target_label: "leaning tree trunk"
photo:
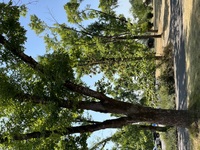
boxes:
[15,92,198,128]
[0,108,197,143]
[104,34,162,40]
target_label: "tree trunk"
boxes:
[0,109,197,143]
[139,125,170,132]
[17,93,198,128]
[112,34,162,40]
[148,29,158,33]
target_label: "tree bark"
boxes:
[16,93,197,128]
[0,109,197,143]
[59,24,162,41]
[138,125,171,132]
[114,34,162,39]
[148,29,158,33]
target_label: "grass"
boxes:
[157,85,175,109]
[161,128,177,150]
[184,0,200,148]
[189,122,200,150]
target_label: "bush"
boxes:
[147,21,153,29]
[146,12,153,19]
[161,128,178,150]
[159,43,175,95]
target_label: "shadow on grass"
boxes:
[163,0,169,32]
[186,0,200,111]
[154,0,162,28]
[185,0,200,149]
[186,0,200,114]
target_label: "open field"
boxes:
[183,0,200,149]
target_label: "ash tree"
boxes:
[0,1,198,149]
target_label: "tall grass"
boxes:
[161,128,177,150]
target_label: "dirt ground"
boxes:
[153,0,170,78]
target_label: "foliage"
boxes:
[28,0,158,104]
[0,1,26,66]
[0,1,179,149]
[112,125,153,150]
[158,43,175,95]
[0,2,88,149]
[189,122,200,150]
[129,0,154,32]
[129,0,153,20]
[161,128,177,150]
[63,0,158,104]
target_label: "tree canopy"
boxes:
[0,1,198,149]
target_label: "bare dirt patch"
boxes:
[154,0,171,77]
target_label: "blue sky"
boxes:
[1,0,132,149]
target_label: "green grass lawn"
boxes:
[184,0,200,149]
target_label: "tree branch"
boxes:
[90,136,113,150]
[138,125,171,132]
[0,117,134,143]
[0,34,114,103]
[14,93,142,116]
[0,35,144,112]
[0,35,43,73]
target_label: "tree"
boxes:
[129,0,157,33]
[0,1,198,149]
[64,1,161,38]
[112,125,154,150]
[90,124,158,150]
